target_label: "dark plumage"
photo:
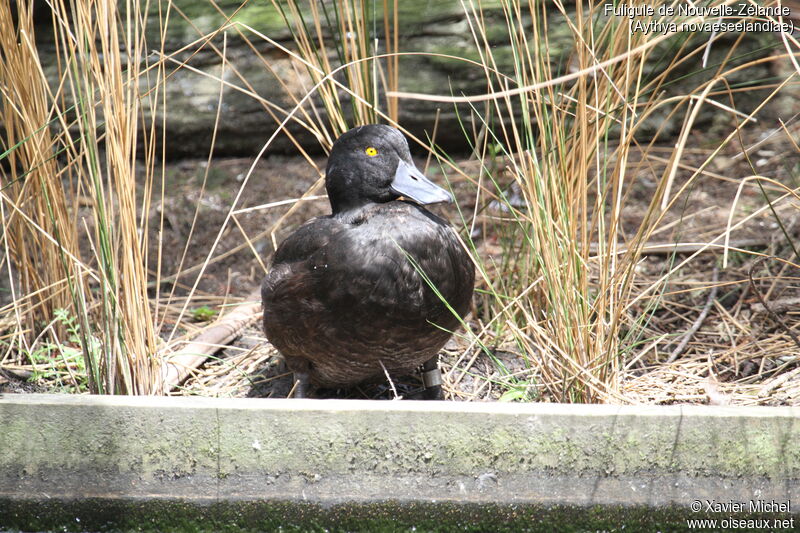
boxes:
[261,124,474,398]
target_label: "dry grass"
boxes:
[0,0,163,393]
[391,0,800,404]
[2,0,800,405]
[0,2,80,350]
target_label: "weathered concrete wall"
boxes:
[0,395,798,530]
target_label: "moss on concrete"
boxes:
[1,396,799,532]
[0,498,763,533]
[3,398,800,482]
[213,405,800,479]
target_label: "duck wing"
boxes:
[261,215,344,319]
[319,203,472,321]
[264,203,472,329]
[269,216,344,265]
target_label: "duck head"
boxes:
[325,124,453,214]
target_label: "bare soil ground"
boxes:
[3,130,800,404]
[154,130,800,405]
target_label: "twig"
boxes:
[286,378,299,399]
[0,367,32,381]
[667,265,720,363]
[750,296,800,315]
[758,366,800,397]
[379,360,401,400]
[588,238,768,256]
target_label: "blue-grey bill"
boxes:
[391,160,453,204]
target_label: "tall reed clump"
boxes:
[450,0,756,402]
[0,2,81,346]
[0,0,161,393]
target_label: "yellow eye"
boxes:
[365,146,378,157]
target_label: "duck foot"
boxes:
[420,356,443,400]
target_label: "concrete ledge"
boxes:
[1,394,798,531]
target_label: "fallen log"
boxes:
[157,289,262,393]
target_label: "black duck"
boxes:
[262,124,474,398]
